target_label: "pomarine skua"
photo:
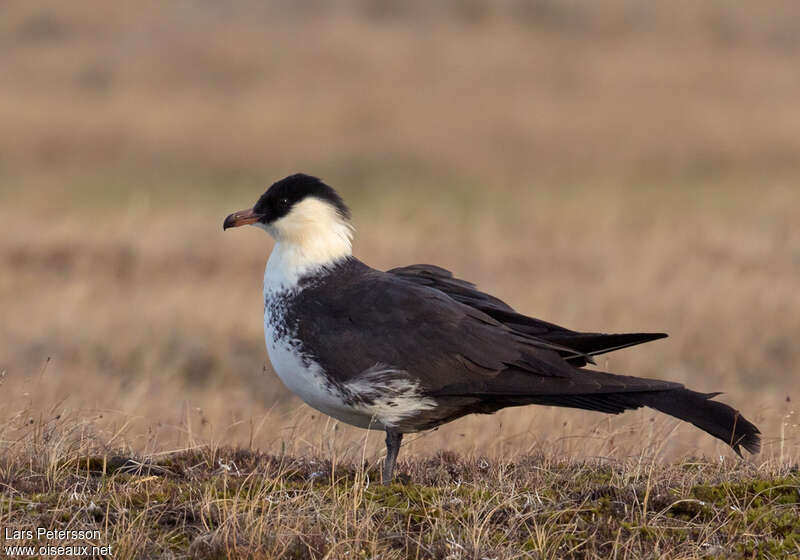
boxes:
[223,173,760,484]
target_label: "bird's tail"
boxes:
[634,388,761,455]
[522,386,761,456]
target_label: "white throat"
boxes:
[261,197,353,292]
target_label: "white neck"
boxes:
[261,197,353,292]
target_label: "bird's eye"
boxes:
[278,197,290,208]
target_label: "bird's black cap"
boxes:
[223,173,350,230]
[254,174,350,223]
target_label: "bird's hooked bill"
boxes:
[223,207,260,230]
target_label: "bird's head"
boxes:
[224,174,354,265]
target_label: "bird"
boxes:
[223,173,760,484]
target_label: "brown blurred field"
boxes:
[1,0,799,467]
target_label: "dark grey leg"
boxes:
[382,429,403,485]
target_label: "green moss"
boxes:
[573,467,614,486]
[0,496,31,511]
[745,506,800,536]
[358,483,503,527]
[691,477,800,508]
[365,484,443,522]
[166,532,191,551]
[666,498,716,521]
[365,483,472,506]
[734,536,800,559]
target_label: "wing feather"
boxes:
[389,264,667,365]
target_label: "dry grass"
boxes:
[2,1,800,557]
[1,414,798,559]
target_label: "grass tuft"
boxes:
[1,419,798,559]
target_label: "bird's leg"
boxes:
[382,429,403,486]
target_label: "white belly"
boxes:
[264,329,382,430]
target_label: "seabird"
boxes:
[224,173,760,484]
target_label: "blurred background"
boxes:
[1,0,798,462]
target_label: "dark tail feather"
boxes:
[517,387,760,456]
[634,388,761,456]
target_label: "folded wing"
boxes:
[389,264,667,366]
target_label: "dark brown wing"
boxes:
[388,264,667,366]
[293,264,673,394]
